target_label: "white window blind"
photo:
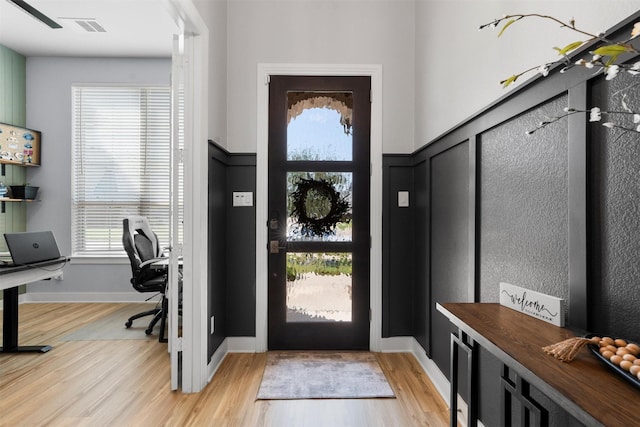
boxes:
[72,86,172,255]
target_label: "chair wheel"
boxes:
[125,320,132,328]
[145,328,153,335]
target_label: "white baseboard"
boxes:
[206,336,258,383]
[227,336,258,352]
[0,293,32,309]
[409,338,451,407]
[408,338,484,427]
[377,337,453,413]
[208,338,229,382]
[19,292,158,303]
[379,336,415,352]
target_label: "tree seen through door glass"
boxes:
[286,252,352,322]
[287,93,353,161]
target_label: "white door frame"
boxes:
[255,63,383,352]
[165,0,209,393]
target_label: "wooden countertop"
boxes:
[437,303,639,427]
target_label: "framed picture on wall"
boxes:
[0,122,41,166]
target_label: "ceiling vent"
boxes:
[57,17,107,33]
[73,19,106,33]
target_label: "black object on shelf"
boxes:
[9,185,39,200]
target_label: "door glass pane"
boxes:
[287,171,352,241]
[287,92,353,161]
[286,252,352,323]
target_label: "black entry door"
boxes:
[267,75,371,350]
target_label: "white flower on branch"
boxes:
[605,65,620,80]
[602,122,615,128]
[577,58,596,69]
[538,65,550,77]
[590,107,602,122]
[634,114,640,124]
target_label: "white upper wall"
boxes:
[415,1,640,148]
[225,0,416,153]
[194,0,228,146]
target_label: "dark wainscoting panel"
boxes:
[413,157,429,352]
[208,142,228,359]
[479,95,569,303]
[382,155,414,337]
[589,71,640,345]
[225,155,257,337]
[430,141,471,377]
[208,142,257,361]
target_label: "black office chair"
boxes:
[122,216,169,341]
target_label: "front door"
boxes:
[267,75,371,350]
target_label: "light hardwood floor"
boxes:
[0,303,450,426]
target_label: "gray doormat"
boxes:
[62,303,162,341]
[256,351,396,400]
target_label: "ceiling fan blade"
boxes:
[8,0,62,29]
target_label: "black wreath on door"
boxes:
[290,178,350,236]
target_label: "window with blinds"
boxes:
[71,85,173,256]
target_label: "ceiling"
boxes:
[0,0,178,57]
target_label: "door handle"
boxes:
[269,240,287,254]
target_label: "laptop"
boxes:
[2,231,61,266]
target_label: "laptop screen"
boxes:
[4,231,61,265]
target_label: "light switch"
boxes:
[398,191,409,207]
[233,191,253,207]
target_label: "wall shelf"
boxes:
[0,198,35,213]
[0,198,35,202]
[0,160,39,167]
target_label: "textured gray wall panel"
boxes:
[479,95,569,303]
[589,72,640,344]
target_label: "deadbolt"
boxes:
[269,240,286,253]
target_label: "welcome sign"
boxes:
[499,282,565,327]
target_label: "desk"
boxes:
[0,257,67,353]
[437,303,640,427]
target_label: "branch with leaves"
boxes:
[480,14,640,135]
[480,14,640,87]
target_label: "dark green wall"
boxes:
[0,45,28,246]
[0,44,27,299]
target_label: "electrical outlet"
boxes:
[210,315,215,334]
